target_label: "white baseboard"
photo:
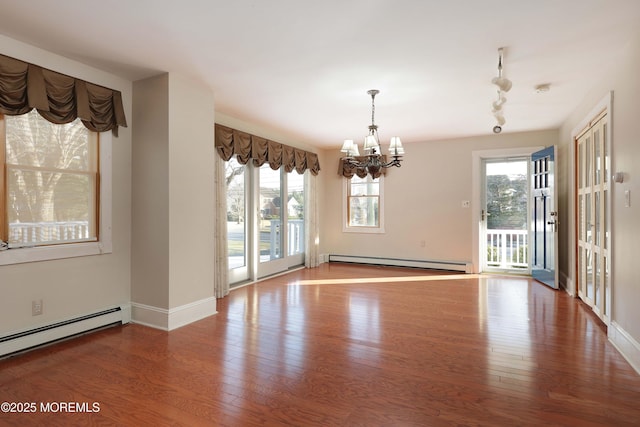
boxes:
[131,297,217,331]
[609,321,640,375]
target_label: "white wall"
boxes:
[167,73,217,308]
[558,32,640,368]
[131,72,217,329]
[0,35,132,335]
[321,130,558,264]
[131,74,170,309]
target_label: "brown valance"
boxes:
[338,156,387,179]
[0,53,127,135]
[215,123,320,176]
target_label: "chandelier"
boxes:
[491,47,512,134]
[340,89,404,176]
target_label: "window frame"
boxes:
[342,174,385,234]
[0,114,112,266]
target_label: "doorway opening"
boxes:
[481,158,530,274]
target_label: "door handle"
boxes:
[547,219,558,232]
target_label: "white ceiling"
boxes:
[1,0,640,149]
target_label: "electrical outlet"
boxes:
[32,299,43,316]
[462,200,470,208]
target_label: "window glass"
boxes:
[259,164,283,262]
[226,156,247,270]
[3,110,98,247]
[287,171,305,256]
[347,175,382,229]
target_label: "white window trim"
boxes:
[0,132,112,265]
[342,175,385,234]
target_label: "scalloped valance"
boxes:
[215,123,320,175]
[0,53,127,135]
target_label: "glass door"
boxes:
[225,158,306,283]
[226,156,250,284]
[287,171,305,264]
[577,113,610,323]
[257,164,287,278]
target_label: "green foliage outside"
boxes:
[486,174,527,229]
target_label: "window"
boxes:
[344,174,384,233]
[1,110,111,265]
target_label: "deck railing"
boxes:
[9,221,90,245]
[267,219,304,259]
[486,229,528,269]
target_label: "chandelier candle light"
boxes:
[340,89,404,177]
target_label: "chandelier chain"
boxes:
[371,93,376,129]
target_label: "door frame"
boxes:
[568,92,613,302]
[472,146,544,274]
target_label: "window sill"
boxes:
[342,226,386,234]
[0,241,112,266]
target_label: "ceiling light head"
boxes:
[492,76,512,92]
[493,125,502,134]
[535,83,551,93]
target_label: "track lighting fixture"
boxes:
[491,47,512,133]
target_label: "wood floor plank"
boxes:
[2,263,640,426]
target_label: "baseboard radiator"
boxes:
[329,254,472,273]
[0,305,130,358]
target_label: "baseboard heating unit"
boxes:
[329,254,472,273]
[0,305,130,358]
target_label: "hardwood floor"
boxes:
[2,263,639,426]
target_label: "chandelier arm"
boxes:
[380,158,402,168]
